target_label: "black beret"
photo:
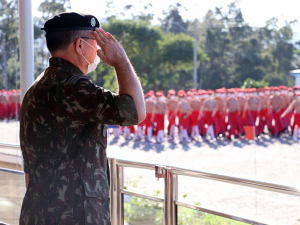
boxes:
[41,12,100,32]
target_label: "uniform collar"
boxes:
[49,57,85,75]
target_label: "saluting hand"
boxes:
[93,28,128,68]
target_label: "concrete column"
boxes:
[18,0,34,101]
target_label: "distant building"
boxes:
[290,69,300,86]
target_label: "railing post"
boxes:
[171,174,178,225]
[110,158,117,225]
[117,165,124,225]
[164,167,172,225]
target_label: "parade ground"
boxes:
[1,121,300,224]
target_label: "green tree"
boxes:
[0,0,19,90]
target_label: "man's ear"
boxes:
[74,38,83,55]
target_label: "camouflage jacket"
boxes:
[19,57,138,225]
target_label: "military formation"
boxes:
[0,89,21,121]
[111,86,300,143]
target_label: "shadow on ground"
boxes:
[109,131,296,153]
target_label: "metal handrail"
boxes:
[121,189,164,203]
[0,142,297,225]
[175,201,267,225]
[0,142,20,150]
[114,158,300,197]
[0,167,24,175]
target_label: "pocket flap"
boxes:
[89,124,107,149]
[83,179,110,198]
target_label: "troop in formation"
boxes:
[0,89,21,121]
[110,86,300,143]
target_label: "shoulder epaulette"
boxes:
[68,74,91,84]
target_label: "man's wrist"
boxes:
[114,58,130,71]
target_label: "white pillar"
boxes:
[18,0,34,101]
[296,76,300,86]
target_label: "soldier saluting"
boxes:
[19,12,145,225]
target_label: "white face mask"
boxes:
[275,91,280,96]
[259,92,264,96]
[170,95,176,100]
[188,96,192,100]
[209,95,214,100]
[238,92,244,97]
[158,96,163,101]
[230,93,235,98]
[298,96,300,100]
[194,95,199,99]
[266,91,270,95]
[221,93,226,98]
[81,39,100,74]
[216,93,221,97]
[203,94,208,99]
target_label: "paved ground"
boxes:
[1,121,300,224]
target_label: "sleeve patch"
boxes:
[68,75,91,84]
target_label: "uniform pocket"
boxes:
[83,179,111,225]
[89,123,107,149]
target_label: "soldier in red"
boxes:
[5,90,12,120]
[178,90,191,142]
[9,89,17,119]
[144,92,155,142]
[214,89,226,136]
[236,88,246,134]
[166,90,178,141]
[279,86,290,132]
[269,87,284,136]
[282,92,300,142]
[198,90,207,136]
[17,89,21,120]
[0,90,5,120]
[257,88,271,133]
[225,89,243,140]
[190,90,202,140]
[154,91,166,143]
[244,88,261,136]
[201,90,217,141]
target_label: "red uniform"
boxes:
[167,111,176,131]
[179,113,190,129]
[144,113,153,135]
[214,110,225,135]
[203,111,214,126]
[227,112,243,138]
[259,108,271,133]
[154,113,165,135]
[190,110,199,126]
[270,109,284,136]
[6,103,11,119]
[11,103,16,119]
[245,110,260,136]
[294,113,300,129]
[0,103,4,120]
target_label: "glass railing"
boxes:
[0,167,25,225]
[1,143,300,225]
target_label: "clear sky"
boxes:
[32,0,300,41]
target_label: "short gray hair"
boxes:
[45,30,92,53]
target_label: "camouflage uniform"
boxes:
[19,57,138,225]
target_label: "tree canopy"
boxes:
[0,0,299,93]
